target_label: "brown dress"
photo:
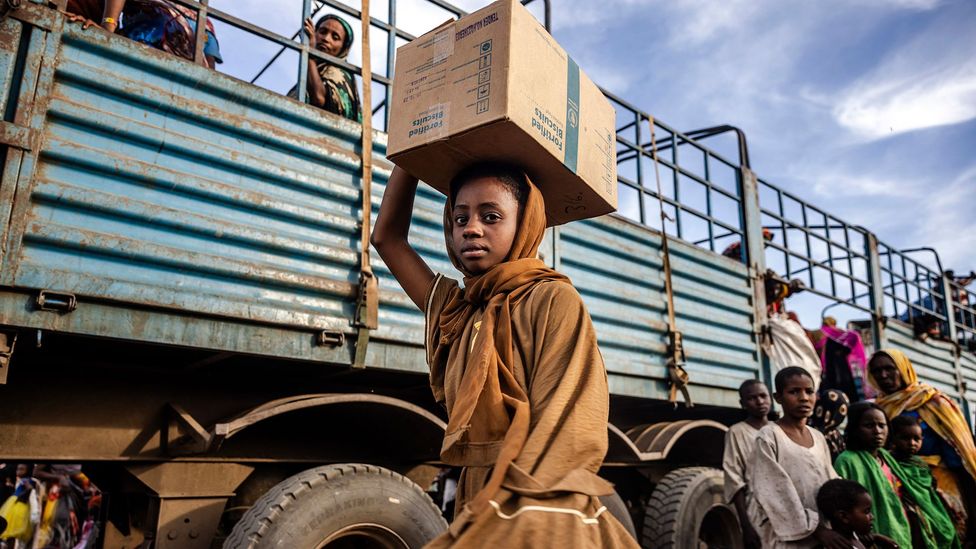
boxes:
[423,273,637,548]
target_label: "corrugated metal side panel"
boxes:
[960,351,976,426]
[0,22,762,404]
[558,215,758,405]
[4,27,375,333]
[886,321,960,399]
[371,177,449,348]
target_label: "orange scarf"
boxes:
[870,349,976,481]
[430,177,568,515]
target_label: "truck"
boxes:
[0,0,973,547]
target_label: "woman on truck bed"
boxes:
[289,14,362,122]
[869,349,976,540]
[371,164,636,547]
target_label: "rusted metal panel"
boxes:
[1,23,382,339]
[886,320,960,399]
[557,215,759,407]
[0,17,24,117]
[959,351,976,426]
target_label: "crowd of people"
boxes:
[61,1,362,121]
[0,464,100,549]
[724,350,976,548]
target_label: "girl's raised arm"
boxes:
[371,166,436,309]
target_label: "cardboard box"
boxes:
[387,0,617,226]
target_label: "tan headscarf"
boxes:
[430,176,568,514]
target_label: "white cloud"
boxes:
[847,0,940,10]
[831,7,976,139]
[834,62,976,138]
[660,0,766,46]
[810,173,916,198]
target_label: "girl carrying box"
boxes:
[372,164,637,547]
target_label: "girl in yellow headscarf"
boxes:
[868,348,976,539]
[373,164,637,548]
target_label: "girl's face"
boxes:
[451,177,519,274]
[857,408,888,450]
[869,355,904,394]
[891,424,923,457]
[316,19,347,56]
[774,374,816,420]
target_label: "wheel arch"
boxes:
[201,393,447,463]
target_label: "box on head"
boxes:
[387,0,617,226]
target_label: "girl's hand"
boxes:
[66,13,99,30]
[303,17,316,49]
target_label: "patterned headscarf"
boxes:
[315,14,354,59]
[809,388,850,459]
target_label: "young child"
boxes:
[371,164,637,547]
[888,414,961,549]
[723,379,771,549]
[834,402,913,548]
[816,479,898,549]
[747,366,847,548]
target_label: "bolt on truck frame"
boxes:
[0,0,973,547]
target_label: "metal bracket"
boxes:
[0,0,21,20]
[316,330,345,347]
[8,0,58,31]
[164,403,212,456]
[0,121,36,151]
[35,290,77,312]
[0,332,17,384]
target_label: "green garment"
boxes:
[835,450,912,548]
[895,455,961,549]
[834,449,960,549]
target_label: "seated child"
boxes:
[889,414,961,549]
[723,379,771,549]
[817,478,898,549]
[747,367,846,548]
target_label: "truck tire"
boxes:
[600,490,638,540]
[224,463,448,549]
[642,467,742,549]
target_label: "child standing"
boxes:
[816,479,898,549]
[889,414,961,549]
[723,379,771,549]
[747,366,847,548]
[371,164,637,547]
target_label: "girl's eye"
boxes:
[454,216,467,225]
[484,213,501,222]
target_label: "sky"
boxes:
[207,0,975,327]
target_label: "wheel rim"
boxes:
[696,504,741,549]
[315,523,410,549]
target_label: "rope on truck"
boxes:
[354,0,378,369]
[649,119,692,407]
